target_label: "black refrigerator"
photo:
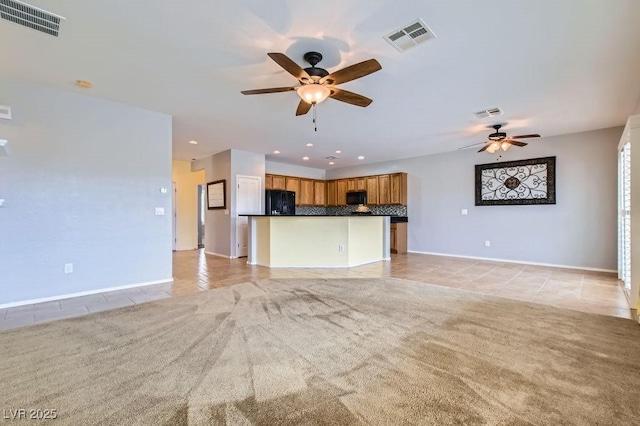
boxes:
[265,190,296,215]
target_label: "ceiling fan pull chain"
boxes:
[313,103,317,132]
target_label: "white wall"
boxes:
[327,127,622,271]
[0,77,173,305]
[265,160,326,180]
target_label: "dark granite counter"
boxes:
[239,214,408,223]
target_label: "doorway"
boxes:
[172,182,177,251]
[236,175,262,258]
[197,184,205,249]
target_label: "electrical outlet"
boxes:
[484,240,491,247]
[155,207,165,216]
[338,244,344,252]
[461,209,468,215]
[64,263,73,274]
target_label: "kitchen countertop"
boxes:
[240,214,408,223]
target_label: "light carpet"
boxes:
[1,278,639,425]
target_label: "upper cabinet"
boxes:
[366,176,379,205]
[299,179,315,206]
[378,174,390,205]
[326,180,337,206]
[285,177,300,205]
[314,181,326,206]
[264,172,407,207]
[271,175,286,190]
[336,180,348,206]
[390,173,408,205]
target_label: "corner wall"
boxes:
[327,127,622,271]
[0,77,173,305]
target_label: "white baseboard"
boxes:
[205,251,231,259]
[407,250,616,273]
[0,278,174,310]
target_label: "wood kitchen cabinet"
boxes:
[336,180,348,206]
[271,175,286,190]
[378,174,390,205]
[326,180,337,206]
[366,176,379,205]
[390,173,408,205]
[390,222,407,254]
[299,179,315,206]
[285,177,300,205]
[266,171,407,207]
[314,180,326,206]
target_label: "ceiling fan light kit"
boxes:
[477,124,540,153]
[297,84,330,104]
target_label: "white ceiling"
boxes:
[2,0,640,169]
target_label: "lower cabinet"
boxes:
[390,223,407,254]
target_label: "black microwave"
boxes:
[346,191,367,205]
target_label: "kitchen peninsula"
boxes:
[245,215,391,268]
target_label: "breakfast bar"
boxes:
[245,215,391,268]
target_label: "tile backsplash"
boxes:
[296,205,407,216]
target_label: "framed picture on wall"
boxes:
[475,156,556,206]
[207,180,226,209]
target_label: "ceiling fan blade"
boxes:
[329,88,372,107]
[505,140,528,147]
[320,59,382,85]
[267,53,311,82]
[511,134,540,139]
[458,141,487,150]
[241,87,298,95]
[296,100,312,116]
[478,143,491,153]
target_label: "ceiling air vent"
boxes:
[384,19,436,52]
[474,107,504,119]
[325,156,338,160]
[0,0,65,37]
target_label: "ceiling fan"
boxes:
[241,52,382,116]
[459,124,541,153]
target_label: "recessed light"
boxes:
[188,140,198,145]
[302,156,309,160]
[358,155,365,160]
[306,143,314,147]
[329,161,335,165]
[335,150,342,154]
[76,80,92,88]
[273,150,280,154]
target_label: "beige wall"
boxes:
[172,160,205,251]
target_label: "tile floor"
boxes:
[0,250,634,331]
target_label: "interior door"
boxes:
[619,143,631,294]
[236,175,262,257]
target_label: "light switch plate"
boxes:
[155,207,165,216]
[461,209,468,215]
[0,105,11,120]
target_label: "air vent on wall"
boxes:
[474,107,504,119]
[384,19,436,52]
[0,0,65,37]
